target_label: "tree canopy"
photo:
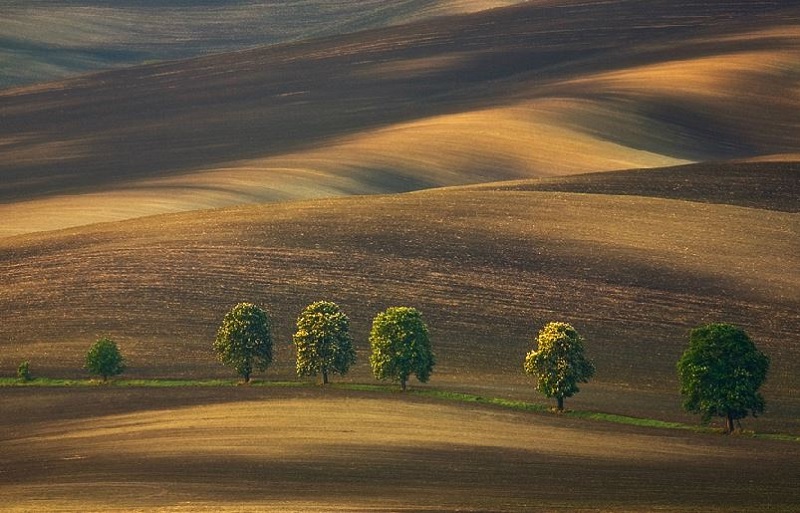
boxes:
[677,323,769,433]
[369,306,435,391]
[85,337,125,382]
[293,300,356,384]
[213,302,273,383]
[524,322,595,411]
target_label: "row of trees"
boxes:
[523,321,770,433]
[213,301,435,391]
[45,302,769,435]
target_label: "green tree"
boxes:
[369,307,435,391]
[293,300,356,384]
[213,303,273,383]
[85,337,125,382]
[677,323,769,434]
[17,360,32,382]
[524,322,595,411]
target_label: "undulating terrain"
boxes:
[2,0,798,235]
[2,387,798,512]
[0,0,523,89]
[1,1,799,511]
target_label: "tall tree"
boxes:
[85,337,125,382]
[213,303,273,383]
[293,300,356,384]
[524,322,595,411]
[677,323,769,433]
[369,307,435,391]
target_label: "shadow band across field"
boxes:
[6,447,792,511]
[1,1,797,205]
[1,177,799,435]
[2,388,798,512]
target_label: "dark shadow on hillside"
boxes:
[1,1,797,203]
[490,161,800,212]
[4,440,797,510]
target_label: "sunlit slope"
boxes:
[0,99,689,237]
[3,389,797,511]
[1,165,798,431]
[0,0,524,89]
[1,1,798,235]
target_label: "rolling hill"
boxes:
[0,0,524,89]
[1,163,798,435]
[1,0,798,235]
[2,386,798,511]
[2,3,799,510]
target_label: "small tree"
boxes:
[213,303,273,383]
[524,322,595,412]
[369,307,435,391]
[17,360,32,382]
[85,338,125,382]
[293,301,356,385]
[677,323,769,434]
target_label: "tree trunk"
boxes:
[243,372,250,384]
[557,396,564,412]
[725,413,735,434]
[322,369,329,385]
[401,377,407,392]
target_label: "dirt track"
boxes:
[1,386,798,512]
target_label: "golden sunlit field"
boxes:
[1,1,799,511]
[2,387,798,512]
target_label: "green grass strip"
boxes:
[0,377,95,387]
[753,433,800,443]
[566,410,698,430]
[411,389,549,413]
[2,377,797,441]
[0,377,305,388]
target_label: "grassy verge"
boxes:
[2,377,796,441]
[0,377,302,388]
[567,410,696,430]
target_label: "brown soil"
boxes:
[1,386,798,512]
[2,3,797,237]
[1,164,797,434]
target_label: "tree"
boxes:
[17,360,32,382]
[213,303,273,383]
[369,307,435,391]
[293,300,356,384]
[85,337,125,382]
[524,322,595,411]
[677,323,769,434]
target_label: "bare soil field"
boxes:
[1,1,798,234]
[0,0,524,89]
[2,3,798,510]
[481,161,800,213]
[1,386,798,512]
[1,164,798,435]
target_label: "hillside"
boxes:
[0,0,523,89]
[2,387,798,512]
[2,164,798,434]
[1,0,798,235]
[478,161,800,212]
[2,3,798,510]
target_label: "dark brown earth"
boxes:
[1,386,798,512]
[2,1,798,204]
[1,2,798,511]
[1,163,798,435]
